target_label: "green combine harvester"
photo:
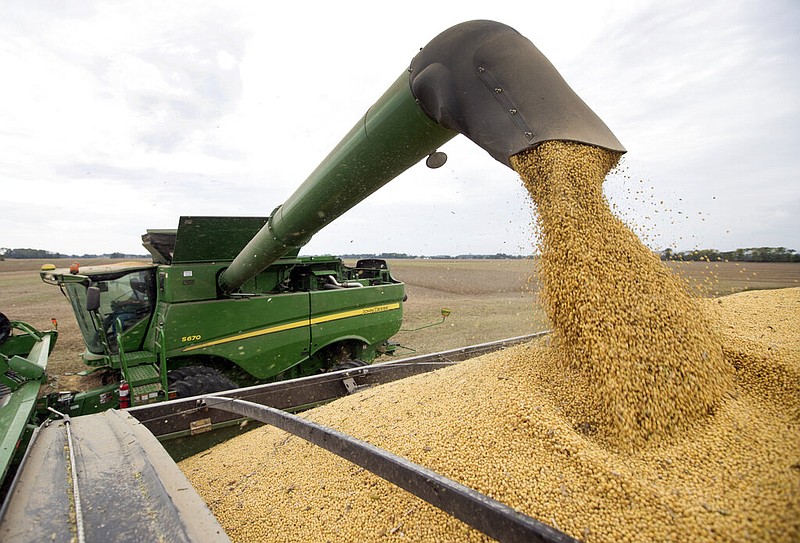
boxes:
[40,223,405,415]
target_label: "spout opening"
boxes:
[410,20,625,168]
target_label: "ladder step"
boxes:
[118,350,157,364]
[126,364,161,385]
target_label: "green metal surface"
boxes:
[40,254,404,389]
[161,292,313,379]
[126,363,160,383]
[59,383,120,416]
[0,381,40,483]
[172,216,268,263]
[0,324,56,484]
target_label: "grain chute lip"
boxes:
[409,19,626,166]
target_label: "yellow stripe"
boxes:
[182,302,401,352]
[310,302,400,325]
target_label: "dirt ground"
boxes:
[0,258,148,393]
[1,257,798,394]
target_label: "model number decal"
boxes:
[181,335,202,342]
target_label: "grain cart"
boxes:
[38,18,623,419]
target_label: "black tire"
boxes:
[167,365,219,383]
[0,312,10,345]
[168,366,237,398]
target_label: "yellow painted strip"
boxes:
[182,319,310,351]
[182,301,401,352]
[310,302,400,325]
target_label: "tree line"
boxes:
[0,248,146,260]
[340,252,532,260]
[3,246,798,262]
[660,247,800,262]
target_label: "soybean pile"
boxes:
[180,142,799,542]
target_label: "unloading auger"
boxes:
[218,19,625,293]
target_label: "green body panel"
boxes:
[0,381,39,482]
[156,262,404,379]
[160,264,220,303]
[309,284,404,358]
[0,322,56,483]
[159,291,313,379]
[59,383,120,416]
[172,216,269,263]
[117,316,152,354]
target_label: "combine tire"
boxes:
[167,366,237,398]
[0,313,10,345]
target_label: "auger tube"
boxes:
[218,20,625,294]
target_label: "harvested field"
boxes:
[666,260,800,296]
[384,258,545,357]
[0,258,798,393]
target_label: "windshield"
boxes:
[66,269,156,354]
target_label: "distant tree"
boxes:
[694,249,722,261]
[668,246,799,262]
[2,248,65,259]
[378,252,414,259]
[717,247,798,262]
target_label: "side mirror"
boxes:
[86,286,101,312]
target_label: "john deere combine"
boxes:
[40,225,404,414]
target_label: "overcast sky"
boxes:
[1,0,798,257]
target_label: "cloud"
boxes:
[1,1,798,256]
